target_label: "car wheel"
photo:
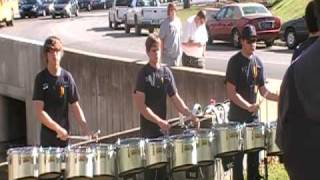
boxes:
[134,17,141,35]
[148,27,154,33]
[232,29,241,48]
[124,16,130,33]
[265,40,274,47]
[285,28,297,49]
[21,15,25,19]
[52,14,56,19]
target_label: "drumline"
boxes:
[6,102,282,179]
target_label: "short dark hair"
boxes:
[145,33,161,52]
[196,10,206,20]
[167,3,176,16]
[305,1,319,33]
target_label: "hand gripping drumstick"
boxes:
[253,91,269,116]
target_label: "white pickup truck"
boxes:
[124,0,167,35]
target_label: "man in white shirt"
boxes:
[182,10,208,68]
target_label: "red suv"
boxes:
[206,3,281,48]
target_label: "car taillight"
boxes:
[275,17,281,29]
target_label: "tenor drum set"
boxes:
[6,101,282,180]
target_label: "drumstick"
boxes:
[68,135,90,140]
[253,91,269,116]
[0,162,8,167]
[70,127,140,148]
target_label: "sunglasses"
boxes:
[247,38,257,44]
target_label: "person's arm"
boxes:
[133,91,170,131]
[70,101,91,136]
[33,100,68,140]
[259,85,279,102]
[226,82,258,113]
[170,94,199,128]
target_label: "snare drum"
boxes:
[242,122,265,152]
[7,147,39,180]
[170,132,197,172]
[196,129,215,166]
[266,121,282,156]
[38,147,63,179]
[92,144,116,178]
[116,138,145,177]
[65,146,94,179]
[213,122,241,157]
[145,138,168,169]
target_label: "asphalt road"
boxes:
[0,10,293,80]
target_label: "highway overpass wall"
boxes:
[0,35,227,145]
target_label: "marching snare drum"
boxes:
[116,138,145,177]
[92,144,116,178]
[145,137,168,169]
[196,129,216,166]
[242,122,265,152]
[266,121,282,156]
[7,147,39,180]
[38,147,63,179]
[170,132,197,172]
[213,122,241,157]
[65,146,94,179]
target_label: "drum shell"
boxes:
[170,135,197,171]
[242,123,265,152]
[145,139,168,169]
[92,144,116,177]
[117,138,145,177]
[7,147,39,180]
[65,147,94,179]
[196,130,215,166]
[266,122,281,155]
[213,123,241,157]
[38,147,63,179]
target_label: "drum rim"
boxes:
[7,146,39,155]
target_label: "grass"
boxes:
[271,0,310,22]
[176,0,310,23]
[265,161,289,180]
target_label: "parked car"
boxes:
[52,0,79,18]
[279,17,308,49]
[19,0,46,18]
[78,0,94,11]
[124,0,167,35]
[206,3,281,48]
[108,0,131,29]
[92,0,109,9]
[42,0,54,15]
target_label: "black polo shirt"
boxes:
[225,52,265,123]
[33,68,80,147]
[134,64,177,138]
[292,36,318,62]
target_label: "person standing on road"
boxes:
[225,25,279,180]
[159,3,182,67]
[291,1,320,62]
[277,0,320,179]
[133,34,199,180]
[33,36,92,147]
[181,10,208,68]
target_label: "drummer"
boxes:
[32,36,92,147]
[133,33,199,180]
[225,25,278,180]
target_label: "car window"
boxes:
[115,0,129,6]
[136,0,156,7]
[225,7,235,19]
[216,7,227,20]
[242,5,270,16]
[56,0,69,4]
